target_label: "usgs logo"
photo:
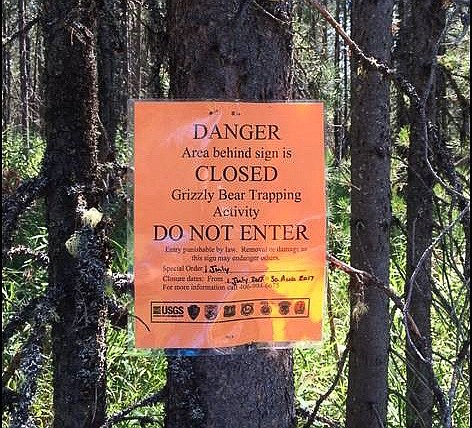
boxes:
[152,304,184,317]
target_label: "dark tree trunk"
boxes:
[394,0,411,132]
[346,0,393,426]
[42,1,108,427]
[97,0,128,153]
[165,1,294,427]
[403,2,447,427]
[146,0,166,98]
[168,0,292,101]
[18,0,30,149]
[2,1,12,132]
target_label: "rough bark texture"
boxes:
[165,1,295,427]
[168,0,292,101]
[346,0,393,427]
[146,0,167,98]
[18,0,30,150]
[404,2,447,427]
[97,0,128,154]
[42,1,107,427]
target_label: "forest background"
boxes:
[2,1,470,428]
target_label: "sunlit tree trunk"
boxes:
[42,1,108,426]
[403,2,447,427]
[346,0,393,426]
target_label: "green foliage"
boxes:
[2,131,45,178]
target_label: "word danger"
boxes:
[152,224,309,241]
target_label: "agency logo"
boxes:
[241,302,254,316]
[294,300,306,315]
[260,301,271,315]
[152,304,184,317]
[223,305,236,317]
[204,304,218,320]
[187,304,201,320]
[278,301,291,316]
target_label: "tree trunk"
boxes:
[42,1,107,427]
[146,0,166,98]
[18,0,30,150]
[165,1,294,427]
[97,0,128,152]
[2,1,12,131]
[403,2,447,427]
[346,0,393,426]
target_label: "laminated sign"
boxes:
[133,101,325,349]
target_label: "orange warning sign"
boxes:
[133,101,325,349]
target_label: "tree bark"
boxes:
[165,1,294,427]
[146,0,166,98]
[97,0,128,153]
[346,0,393,426]
[18,0,30,150]
[42,1,107,427]
[2,1,12,131]
[403,2,447,427]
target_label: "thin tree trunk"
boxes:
[2,1,12,132]
[346,0,393,426]
[146,0,166,98]
[42,1,107,427]
[333,0,342,165]
[133,2,143,98]
[97,0,128,155]
[165,1,294,427]
[19,0,30,150]
[404,2,447,427]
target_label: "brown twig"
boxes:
[327,253,422,338]
[302,334,351,428]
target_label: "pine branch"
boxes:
[110,272,134,295]
[307,0,422,108]
[2,175,47,259]
[107,298,128,330]
[7,245,49,267]
[327,252,463,428]
[9,326,45,427]
[2,286,59,347]
[448,338,470,409]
